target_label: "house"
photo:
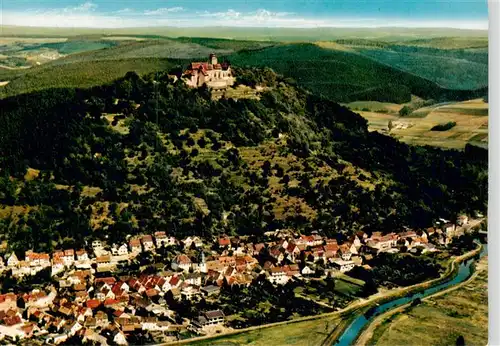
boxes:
[283,264,301,277]
[301,266,315,276]
[62,250,75,266]
[398,230,418,241]
[331,259,356,273]
[51,258,65,276]
[141,235,155,252]
[284,243,301,261]
[66,321,83,336]
[154,232,168,247]
[94,311,109,328]
[253,243,266,256]
[201,285,221,297]
[0,293,17,312]
[92,240,103,250]
[129,239,142,254]
[183,236,203,249]
[298,235,315,247]
[7,253,19,267]
[181,286,202,301]
[172,255,192,272]
[117,244,129,256]
[25,251,50,267]
[443,223,457,238]
[75,250,89,262]
[269,246,285,263]
[183,54,234,89]
[95,255,111,271]
[112,329,128,345]
[218,236,231,249]
[268,267,289,285]
[185,273,202,286]
[190,310,225,333]
[339,244,352,261]
[13,261,31,277]
[366,233,398,252]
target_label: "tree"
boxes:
[399,106,412,116]
[388,120,394,132]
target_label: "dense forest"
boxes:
[0,68,488,254]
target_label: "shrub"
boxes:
[399,106,412,116]
[431,122,456,131]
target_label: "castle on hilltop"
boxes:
[182,54,235,89]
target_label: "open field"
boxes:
[188,315,341,346]
[355,98,488,149]
[366,256,488,346]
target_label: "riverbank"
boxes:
[335,242,484,346]
[358,255,488,346]
[163,244,483,346]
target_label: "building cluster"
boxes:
[0,215,471,344]
[182,54,235,89]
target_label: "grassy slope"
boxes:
[189,315,341,346]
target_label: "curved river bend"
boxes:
[334,243,488,346]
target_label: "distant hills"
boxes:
[0,25,488,41]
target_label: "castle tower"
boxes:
[209,53,218,66]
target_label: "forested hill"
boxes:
[0,68,487,253]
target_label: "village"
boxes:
[0,212,480,345]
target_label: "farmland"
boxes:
[365,256,488,346]
[351,98,488,149]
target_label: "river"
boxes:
[334,243,488,346]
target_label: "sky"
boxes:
[0,0,489,29]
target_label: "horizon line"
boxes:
[0,24,489,32]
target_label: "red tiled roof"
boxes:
[170,276,181,286]
[129,239,141,247]
[103,298,120,306]
[141,235,153,242]
[218,237,231,246]
[175,254,191,265]
[86,299,101,309]
[324,244,339,252]
[145,289,159,297]
[301,235,315,242]
[95,277,116,285]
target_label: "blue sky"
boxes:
[1,0,489,29]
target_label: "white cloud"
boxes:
[116,8,133,14]
[0,4,488,30]
[64,2,98,13]
[143,7,185,16]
